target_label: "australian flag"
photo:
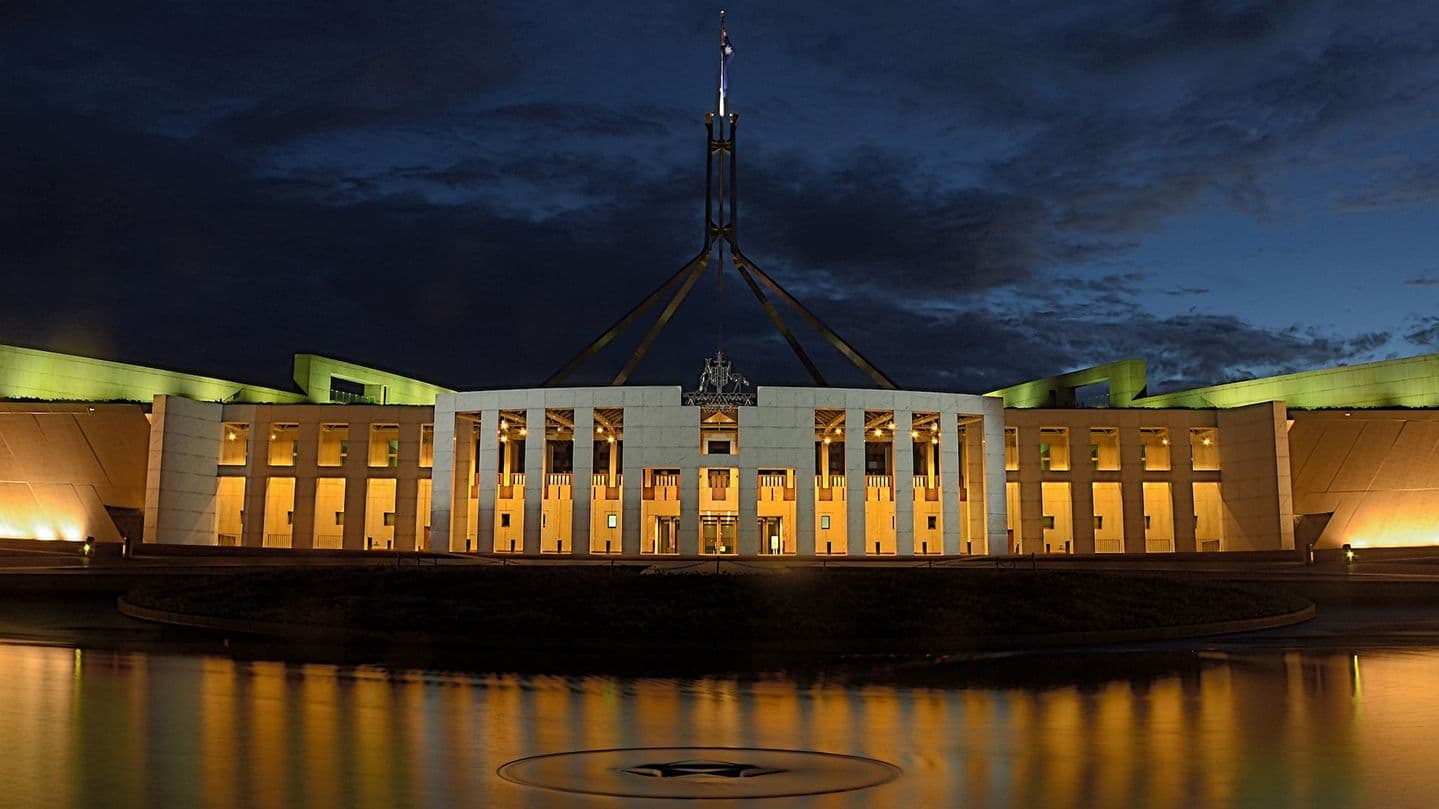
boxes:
[720,28,734,113]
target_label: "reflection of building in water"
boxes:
[7,644,1435,807]
[8,342,1439,556]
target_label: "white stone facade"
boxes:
[431,386,1007,556]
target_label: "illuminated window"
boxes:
[267,424,298,467]
[1089,428,1120,471]
[821,515,831,530]
[1039,428,1069,471]
[1190,428,1220,470]
[419,424,434,468]
[369,424,400,468]
[318,423,349,467]
[1140,428,1171,471]
[219,423,249,466]
[607,513,618,529]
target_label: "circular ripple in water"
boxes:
[498,746,901,799]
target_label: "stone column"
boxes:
[476,409,499,553]
[288,420,318,550]
[429,402,456,552]
[893,409,914,555]
[1017,424,1042,554]
[1170,427,1197,553]
[845,407,866,555]
[797,434,818,556]
[439,411,471,552]
[983,403,1008,556]
[523,407,544,554]
[1121,427,1146,554]
[1070,426,1095,555]
[738,460,758,556]
[241,424,267,548]
[572,405,594,556]
[678,455,700,557]
[940,409,962,555]
[621,436,643,555]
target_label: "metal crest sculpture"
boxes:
[544,11,896,391]
[684,350,754,408]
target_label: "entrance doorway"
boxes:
[758,516,783,554]
[651,516,679,554]
[701,514,737,554]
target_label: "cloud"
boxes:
[0,1,1433,396]
[1404,317,1439,347]
[1341,159,1439,212]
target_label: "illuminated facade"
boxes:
[7,342,1439,556]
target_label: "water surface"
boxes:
[2,640,1437,807]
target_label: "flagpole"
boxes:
[717,10,727,119]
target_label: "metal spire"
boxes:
[544,12,897,390]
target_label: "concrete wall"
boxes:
[0,403,150,542]
[144,395,224,545]
[1290,409,1439,549]
[1003,405,1289,553]
[1,343,303,404]
[1137,353,1439,409]
[291,354,452,405]
[1216,402,1294,551]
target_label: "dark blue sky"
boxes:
[4,1,1438,394]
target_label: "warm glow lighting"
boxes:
[910,430,920,438]
[1161,438,1169,445]
[597,426,604,433]
[874,428,883,437]
[499,435,508,443]
[823,437,831,445]
[930,423,937,432]
[1202,437,1212,446]
[887,421,896,430]
[519,427,527,436]
[607,436,615,444]
[226,432,237,441]
[500,419,508,430]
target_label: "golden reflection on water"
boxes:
[0,644,1437,807]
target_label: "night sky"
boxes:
[4,1,1438,395]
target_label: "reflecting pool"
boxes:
[1,642,1436,807]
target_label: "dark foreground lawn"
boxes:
[122,567,1311,652]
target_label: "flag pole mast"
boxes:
[717,10,727,120]
[714,10,728,353]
